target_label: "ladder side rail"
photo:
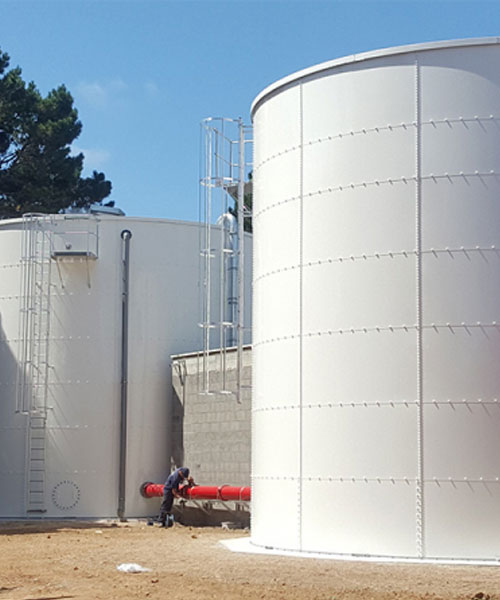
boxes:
[16,217,32,413]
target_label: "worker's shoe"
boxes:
[162,514,174,528]
[157,513,174,528]
[156,513,166,527]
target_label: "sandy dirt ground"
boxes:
[0,521,500,600]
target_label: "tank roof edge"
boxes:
[0,215,253,234]
[251,36,500,120]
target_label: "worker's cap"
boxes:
[180,467,190,478]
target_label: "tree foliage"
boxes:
[0,49,112,218]
[228,171,253,233]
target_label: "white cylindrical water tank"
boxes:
[251,38,500,561]
[0,215,230,518]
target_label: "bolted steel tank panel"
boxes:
[251,38,500,561]
[0,215,235,519]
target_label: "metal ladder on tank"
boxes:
[16,213,54,513]
[199,117,253,400]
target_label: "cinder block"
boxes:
[170,347,252,487]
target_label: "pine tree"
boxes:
[0,49,112,218]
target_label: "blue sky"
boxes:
[1,0,500,221]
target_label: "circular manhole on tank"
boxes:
[51,480,81,510]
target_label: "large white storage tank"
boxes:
[251,38,500,561]
[0,214,250,519]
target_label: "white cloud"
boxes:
[76,78,127,109]
[109,78,127,93]
[72,145,110,171]
[145,81,159,97]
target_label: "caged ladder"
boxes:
[16,213,54,513]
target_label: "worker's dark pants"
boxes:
[159,488,174,524]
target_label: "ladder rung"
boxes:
[29,482,44,492]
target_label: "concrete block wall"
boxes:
[170,347,252,487]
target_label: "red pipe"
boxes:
[140,482,251,502]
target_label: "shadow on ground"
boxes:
[0,520,124,536]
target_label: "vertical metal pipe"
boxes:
[118,229,132,520]
[216,212,237,388]
[226,213,237,347]
[236,118,245,403]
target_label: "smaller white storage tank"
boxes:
[0,214,250,519]
[251,37,500,561]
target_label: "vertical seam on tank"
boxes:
[299,82,304,551]
[415,56,425,559]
